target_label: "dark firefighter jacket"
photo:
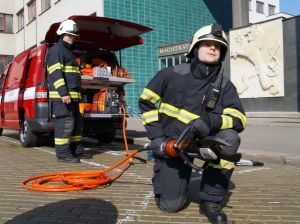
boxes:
[46,39,81,102]
[139,62,247,140]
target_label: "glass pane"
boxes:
[167,57,173,67]
[268,5,275,16]
[180,55,187,63]
[174,55,180,65]
[0,16,4,31]
[0,59,4,73]
[256,1,264,14]
[42,0,51,12]
[5,15,13,33]
[160,58,166,69]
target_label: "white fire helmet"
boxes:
[56,19,79,37]
[186,23,228,60]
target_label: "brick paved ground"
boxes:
[0,130,300,224]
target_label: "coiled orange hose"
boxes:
[22,104,140,192]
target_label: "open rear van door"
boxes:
[2,50,30,129]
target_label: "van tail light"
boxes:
[36,86,48,103]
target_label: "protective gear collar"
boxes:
[56,20,79,36]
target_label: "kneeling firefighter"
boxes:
[46,19,91,163]
[139,23,246,224]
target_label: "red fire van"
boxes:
[0,15,152,147]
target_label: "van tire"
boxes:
[96,130,116,144]
[19,118,38,147]
[0,128,3,136]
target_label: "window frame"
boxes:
[41,0,51,13]
[0,55,13,75]
[0,13,13,33]
[0,14,5,32]
[268,4,276,16]
[256,1,264,14]
[159,54,188,70]
[17,9,24,31]
[27,0,37,23]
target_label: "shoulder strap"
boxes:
[221,76,229,90]
[212,67,229,91]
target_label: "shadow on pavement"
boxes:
[5,198,118,224]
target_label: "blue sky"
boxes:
[280,0,300,16]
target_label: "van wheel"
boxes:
[96,130,116,144]
[0,128,3,136]
[19,119,38,147]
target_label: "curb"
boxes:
[239,149,300,167]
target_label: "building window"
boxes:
[17,9,24,31]
[256,1,264,14]
[0,14,13,33]
[0,55,13,74]
[268,4,276,16]
[249,0,252,11]
[28,0,36,23]
[159,54,187,69]
[41,0,51,12]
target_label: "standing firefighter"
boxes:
[139,24,246,224]
[46,19,91,163]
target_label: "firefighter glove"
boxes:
[190,114,211,138]
[148,137,167,158]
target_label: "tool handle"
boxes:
[173,126,191,151]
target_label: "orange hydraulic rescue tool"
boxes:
[162,126,242,172]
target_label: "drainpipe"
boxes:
[232,0,249,28]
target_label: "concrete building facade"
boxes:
[249,0,279,23]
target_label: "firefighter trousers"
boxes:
[52,101,84,159]
[152,129,240,213]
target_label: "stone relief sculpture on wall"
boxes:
[230,19,284,98]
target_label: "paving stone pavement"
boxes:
[0,130,300,224]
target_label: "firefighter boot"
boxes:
[76,153,92,159]
[200,201,227,224]
[57,156,80,163]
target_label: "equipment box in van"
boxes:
[0,15,152,147]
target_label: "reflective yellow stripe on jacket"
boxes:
[49,91,81,99]
[53,78,66,89]
[140,88,161,105]
[159,103,199,124]
[223,108,247,129]
[220,115,233,129]
[141,110,159,125]
[47,63,80,75]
